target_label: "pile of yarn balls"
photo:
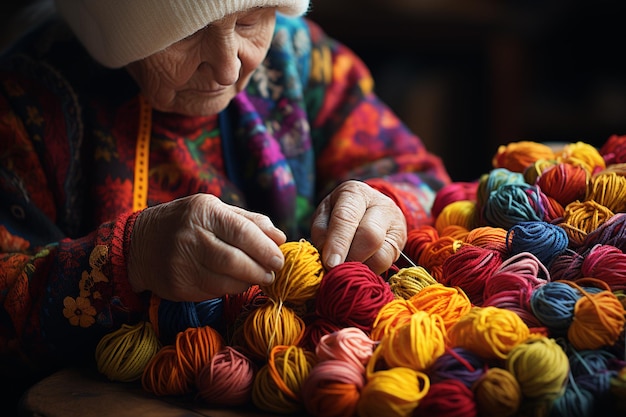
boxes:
[94,136,626,417]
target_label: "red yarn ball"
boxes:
[600,134,626,165]
[536,162,588,207]
[441,245,504,305]
[432,182,478,219]
[412,379,477,417]
[315,261,395,334]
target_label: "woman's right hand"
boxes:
[127,194,286,302]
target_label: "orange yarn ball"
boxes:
[568,286,626,350]
[492,141,556,173]
[371,298,421,342]
[536,162,588,207]
[142,325,224,396]
[408,283,472,330]
[252,345,317,414]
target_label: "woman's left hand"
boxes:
[310,180,407,274]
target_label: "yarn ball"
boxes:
[404,225,440,264]
[481,183,544,230]
[435,200,477,234]
[556,140,606,174]
[558,200,614,247]
[357,367,430,417]
[428,347,486,388]
[95,321,160,382]
[524,158,558,185]
[579,212,626,252]
[262,239,324,305]
[375,310,447,371]
[142,325,224,396]
[496,251,550,284]
[240,301,305,361]
[387,266,438,300]
[472,367,522,417]
[370,298,421,342]
[550,383,596,417]
[475,168,526,216]
[299,317,343,352]
[599,133,626,165]
[586,172,626,213]
[196,346,256,406]
[492,141,556,173]
[301,359,366,417]
[315,327,376,371]
[412,379,477,417]
[156,298,224,344]
[567,284,625,350]
[408,283,472,330]
[432,181,478,219]
[441,245,503,305]
[505,221,569,268]
[463,226,509,255]
[252,345,316,414]
[535,162,588,207]
[548,249,585,282]
[417,235,464,281]
[448,306,530,361]
[505,336,569,401]
[580,244,626,291]
[315,261,395,333]
[530,281,580,336]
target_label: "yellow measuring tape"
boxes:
[133,95,151,211]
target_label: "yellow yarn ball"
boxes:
[262,239,324,305]
[241,301,305,361]
[447,306,530,361]
[473,367,522,417]
[556,141,606,174]
[358,367,430,417]
[505,336,569,402]
[371,298,421,342]
[387,266,437,300]
[435,200,477,234]
[377,310,447,371]
[95,321,160,382]
[586,172,626,213]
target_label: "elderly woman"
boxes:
[0,0,450,402]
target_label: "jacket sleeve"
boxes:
[0,93,147,372]
[304,19,451,230]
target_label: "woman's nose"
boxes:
[201,34,242,86]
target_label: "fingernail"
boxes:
[264,271,275,285]
[269,255,284,271]
[327,254,341,269]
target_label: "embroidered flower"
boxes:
[63,296,96,328]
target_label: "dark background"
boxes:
[309,0,626,181]
[3,0,626,181]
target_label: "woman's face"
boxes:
[125,7,277,116]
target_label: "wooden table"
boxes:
[19,368,285,417]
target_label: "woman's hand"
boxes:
[127,194,287,301]
[310,180,407,274]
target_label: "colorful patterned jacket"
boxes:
[0,14,450,372]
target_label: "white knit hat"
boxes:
[54,0,310,68]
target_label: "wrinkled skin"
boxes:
[311,180,406,275]
[125,8,406,301]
